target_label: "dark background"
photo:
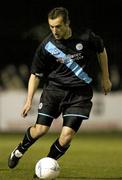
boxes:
[0,0,122,90]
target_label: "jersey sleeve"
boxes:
[31,45,46,77]
[89,31,104,53]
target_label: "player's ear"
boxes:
[66,20,70,26]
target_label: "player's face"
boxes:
[48,16,69,40]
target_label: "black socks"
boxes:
[17,128,70,160]
[18,127,38,154]
[47,139,70,160]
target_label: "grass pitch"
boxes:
[0,132,122,180]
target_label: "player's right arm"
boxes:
[21,73,40,118]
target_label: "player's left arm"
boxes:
[97,48,112,95]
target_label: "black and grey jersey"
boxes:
[31,28,104,88]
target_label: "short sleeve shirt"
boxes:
[31,28,104,88]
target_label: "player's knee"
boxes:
[59,128,75,146]
[32,124,49,138]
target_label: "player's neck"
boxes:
[64,27,72,39]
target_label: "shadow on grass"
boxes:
[32,173,122,180]
[2,169,122,180]
[58,177,122,180]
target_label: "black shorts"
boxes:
[36,84,93,131]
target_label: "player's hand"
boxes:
[21,100,32,118]
[101,78,112,95]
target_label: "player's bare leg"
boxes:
[47,126,76,160]
[47,116,83,160]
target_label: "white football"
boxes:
[35,157,60,179]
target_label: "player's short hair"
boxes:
[48,7,69,24]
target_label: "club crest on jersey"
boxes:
[76,43,83,51]
[38,103,43,109]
